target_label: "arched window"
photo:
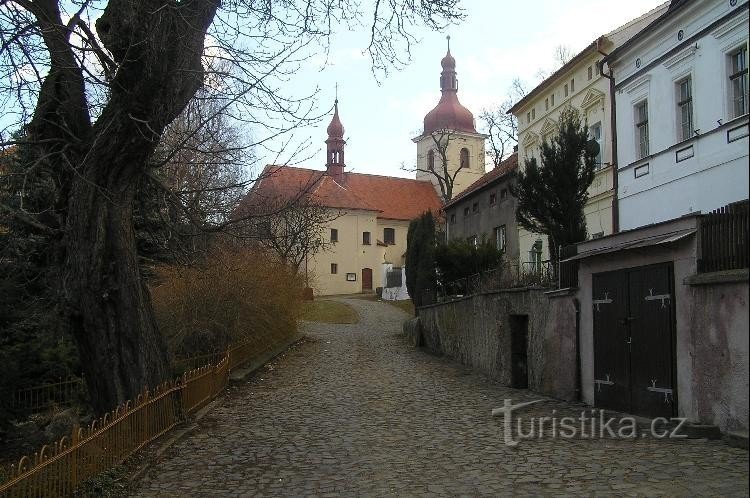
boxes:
[427,150,435,170]
[460,148,470,169]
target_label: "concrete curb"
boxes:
[128,332,305,486]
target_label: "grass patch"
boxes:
[300,300,359,324]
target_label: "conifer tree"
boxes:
[514,108,597,272]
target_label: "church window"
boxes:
[384,228,395,245]
[330,228,338,243]
[460,148,470,169]
[427,150,435,170]
[363,232,371,245]
[331,263,338,274]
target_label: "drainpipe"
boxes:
[598,47,619,233]
[573,297,582,402]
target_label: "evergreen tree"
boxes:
[514,108,597,272]
[405,211,437,307]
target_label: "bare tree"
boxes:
[554,44,573,66]
[480,78,527,168]
[0,0,463,412]
[406,128,464,203]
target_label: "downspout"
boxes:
[573,298,583,402]
[598,46,619,233]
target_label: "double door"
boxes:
[592,263,676,418]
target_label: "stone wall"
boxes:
[414,288,578,401]
[685,273,749,433]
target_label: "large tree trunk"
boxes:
[23,0,220,413]
[64,118,172,413]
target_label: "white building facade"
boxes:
[607,0,749,230]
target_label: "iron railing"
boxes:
[0,329,294,497]
[7,378,86,413]
[420,260,556,305]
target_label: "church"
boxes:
[247,43,486,296]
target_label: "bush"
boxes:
[150,244,303,361]
[435,238,503,284]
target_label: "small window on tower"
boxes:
[460,148,470,169]
[427,150,435,170]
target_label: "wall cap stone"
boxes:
[545,287,579,298]
[684,268,749,286]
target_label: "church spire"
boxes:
[325,97,346,183]
[440,35,457,93]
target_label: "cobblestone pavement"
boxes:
[133,297,749,497]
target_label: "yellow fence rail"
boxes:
[0,329,292,497]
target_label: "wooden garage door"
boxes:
[592,263,676,418]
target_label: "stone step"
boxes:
[724,431,749,450]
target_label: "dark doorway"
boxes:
[509,315,529,389]
[361,268,373,292]
[593,263,676,418]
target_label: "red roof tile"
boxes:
[242,165,443,221]
[444,152,518,208]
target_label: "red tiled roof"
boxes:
[444,152,518,208]
[242,165,443,221]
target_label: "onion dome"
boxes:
[326,99,344,138]
[423,38,476,135]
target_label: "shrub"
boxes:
[150,244,303,361]
[435,238,503,284]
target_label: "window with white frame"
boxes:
[676,77,694,141]
[635,100,649,159]
[589,121,603,168]
[729,47,748,118]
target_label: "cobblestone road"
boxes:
[133,297,749,497]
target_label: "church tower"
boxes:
[414,37,487,200]
[326,99,346,184]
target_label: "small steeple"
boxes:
[325,96,346,183]
[440,35,457,92]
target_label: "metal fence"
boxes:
[8,378,86,413]
[698,199,749,273]
[0,330,290,497]
[420,260,556,305]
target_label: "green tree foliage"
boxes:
[514,108,597,269]
[405,211,437,307]
[434,238,503,284]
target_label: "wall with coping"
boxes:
[415,288,578,401]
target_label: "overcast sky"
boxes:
[269,0,667,179]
